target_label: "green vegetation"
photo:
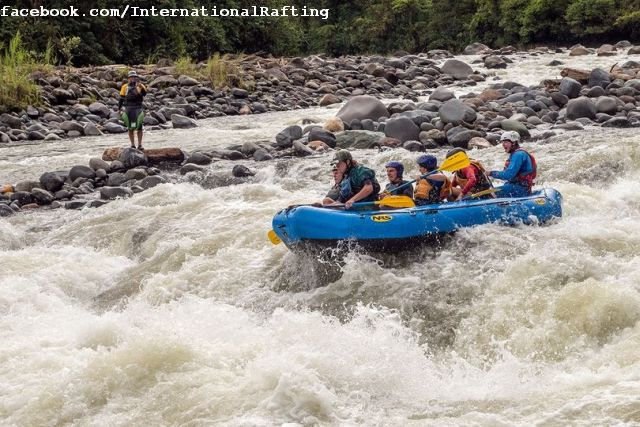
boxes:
[0,32,52,112]
[0,0,638,70]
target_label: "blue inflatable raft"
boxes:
[272,188,563,253]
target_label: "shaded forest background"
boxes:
[1,0,640,66]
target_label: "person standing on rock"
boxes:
[328,150,380,209]
[489,131,537,197]
[119,70,147,150]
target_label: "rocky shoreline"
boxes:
[1,41,640,217]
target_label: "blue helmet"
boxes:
[417,154,437,170]
[385,161,404,178]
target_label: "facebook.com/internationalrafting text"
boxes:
[0,5,330,20]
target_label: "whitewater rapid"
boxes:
[1,51,640,426]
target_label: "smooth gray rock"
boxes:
[384,117,420,142]
[566,97,597,120]
[439,99,477,125]
[171,114,197,129]
[441,59,473,79]
[100,186,134,200]
[69,165,96,181]
[336,95,389,122]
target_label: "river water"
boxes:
[2,51,640,426]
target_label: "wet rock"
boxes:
[384,117,420,142]
[253,148,273,162]
[119,147,148,169]
[500,119,531,138]
[336,95,389,122]
[429,87,455,102]
[171,114,197,129]
[439,99,477,125]
[335,130,385,149]
[319,94,341,106]
[39,172,65,193]
[69,165,96,181]
[307,129,336,148]
[100,186,133,200]
[103,122,127,133]
[180,163,205,174]
[484,55,507,69]
[124,168,148,180]
[232,165,255,177]
[588,68,611,88]
[602,117,632,127]
[140,175,167,189]
[559,77,582,99]
[441,59,473,80]
[88,102,111,118]
[11,191,34,206]
[596,44,616,56]
[463,42,491,55]
[0,113,22,128]
[586,86,606,97]
[402,140,424,151]
[65,200,87,210]
[89,158,110,172]
[596,97,619,114]
[15,180,41,192]
[31,188,54,205]
[107,172,127,186]
[293,140,314,157]
[186,152,212,165]
[240,141,261,155]
[178,75,199,86]
[569,45,590,56]
[275,125,303,148]
[0,204,14,217]
[566,97,597,120]
[83,123,103,136]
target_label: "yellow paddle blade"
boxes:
[376,195,416,208]
[267,229,281,245]
[440,150,470,172]
[469,188,499,198]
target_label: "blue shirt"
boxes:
[490,150,533,183]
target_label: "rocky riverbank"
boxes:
[2,41,640,217]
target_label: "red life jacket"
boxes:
[505,148,537,189]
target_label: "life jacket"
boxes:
[120,82,147,107]
[452,160,492,193]
[415,176,451,204]
[338,165,380,202]
[505,148,537,189]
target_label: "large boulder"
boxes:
[39,172,65,193]
[69,165,96,181]
[559,77,582,99]
[566,97,597,120]
[588,68,611,88]
[429,87,455,102]
[275,125,303,148]
[439,99,477,125]
[595,97,618,114]
[441,59,473,80]
[383,117,420,143]
[171,114,197,129]
[119,147,148,169]
[336,95,389,122]
[500,119,531,139]
[307,129,336,148]
[484,55,507,69]
[335,130,385,149]
[463,42,491,55]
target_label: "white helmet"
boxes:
[500,131,520,143]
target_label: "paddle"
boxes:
[268,229,282,245]
[349,195,415,209]
[465,187,500,199]
[388,150,471,195]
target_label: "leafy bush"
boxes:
[0,32,44,112]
